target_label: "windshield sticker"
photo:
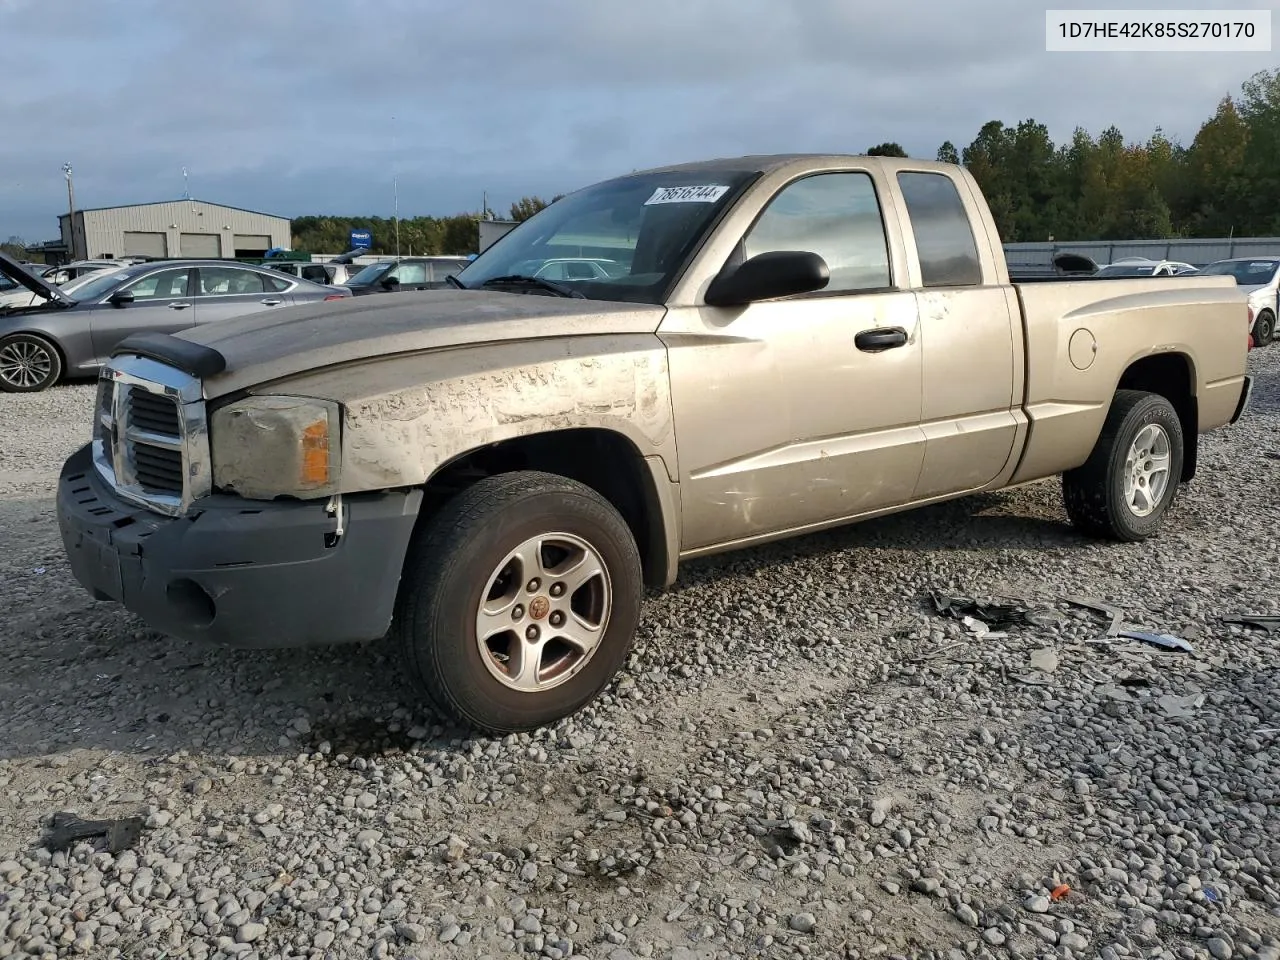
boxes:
[644,185,731,205]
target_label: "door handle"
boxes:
[855,327,908,352]
[167,302,191,311]
[261,298,283,306]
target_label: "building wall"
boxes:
[58,202,290,261]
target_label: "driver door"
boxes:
[89,266,197,362]
[662,169,926,551]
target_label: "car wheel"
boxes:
[0,333,63,392]
[1062,390,1183,542]
[1255,310,1276,347]
[393,470,643,734]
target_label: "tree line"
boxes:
[877,67,1278,241]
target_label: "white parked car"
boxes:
[1199,257,1280,347]
[1093,258,1198,278]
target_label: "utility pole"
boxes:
[62,162,76,260]
[391,115,400,257]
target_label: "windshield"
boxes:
[456,168,760,304]
[1199,260,1280,285]
[345,261,394,285]
[67,267,137,302]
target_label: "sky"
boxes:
[1,0,1274,244]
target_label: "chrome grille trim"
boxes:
[92,355,210,517]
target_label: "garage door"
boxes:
[180,233,221,258]
[122,231,168,258]
[233,234,271,257]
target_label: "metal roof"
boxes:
[57,199,290,220]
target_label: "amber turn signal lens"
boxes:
[301,420,330,486]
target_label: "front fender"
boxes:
[270,334,677,492]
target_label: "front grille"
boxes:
[128,389,181,436]
[92,356,210,516]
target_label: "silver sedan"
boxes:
[0,255,351,392]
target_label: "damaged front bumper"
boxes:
[55,443,422,649]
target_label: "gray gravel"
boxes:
[1,352,1278,960]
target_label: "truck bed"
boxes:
[1007,274,1248,485]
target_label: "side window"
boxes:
[391,262,427,284]
[565,261,597,280]
[301,265,329,283]
[126,268,191,299]
[430,261,462,283]
[537,262,569,281]
[744,172,891,293]
[199,267,266,296]
[264,275,292,293]
[895,172,982,287]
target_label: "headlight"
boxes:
[210,396,341,499]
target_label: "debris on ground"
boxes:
[1118,630,1195,653]
[1221,614,1280,633]
[1050,884,1071,901]
[929,591,1041,629]
[42,811,145,853]
[1064,596,1125,636]
[1029,648,1059,673]
[1157,693,1206,718]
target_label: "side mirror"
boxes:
[705,251,830,307]
[381,276,400,290]
[108,290,135,307]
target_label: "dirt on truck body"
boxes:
[50,154,1252,733]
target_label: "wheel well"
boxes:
[1116,353,1197,481]
[418,429,670,588]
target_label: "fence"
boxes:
[1004,237,1280,276]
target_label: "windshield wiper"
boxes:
[479,275,586,299]
[444,273,467,290]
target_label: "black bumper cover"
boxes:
[56,443,422,649]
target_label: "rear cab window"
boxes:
[896,171,983,287]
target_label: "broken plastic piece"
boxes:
[1029,648,1059,673]
[1221,615,1280,633]
[1064,597,1124,637]
[1050,884,1071,901]
[43,811,145,854]
[929,591,1036,629]
[1118,631,1194,653]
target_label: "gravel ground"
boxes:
[1,353,1278,960]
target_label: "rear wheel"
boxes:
[1255,310,1275,347]
[1062,390,1183,542]
[392,471,643,734]
[0,333,62,392]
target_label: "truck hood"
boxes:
[173,289,668,397]
[0,251,75,307]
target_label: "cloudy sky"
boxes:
[1,0,1273,244]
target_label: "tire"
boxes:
[392,470,643,734]
[0,333,63,392]
[1255,310,1275,347]
[1062,390,1184,542]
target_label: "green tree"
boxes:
[509,196,551,222]
[1,235,26,259]
[866,142,907,157]
[1237,68,1280,233]
[936,141,959,164]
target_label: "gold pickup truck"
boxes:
[55,155,1253,733]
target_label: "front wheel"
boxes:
[0,333,63,392]
[392,470,643,734]
[1255,310,1275,347]
[1062,389,1184,542]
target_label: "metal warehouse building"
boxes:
[57,200,291,261]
